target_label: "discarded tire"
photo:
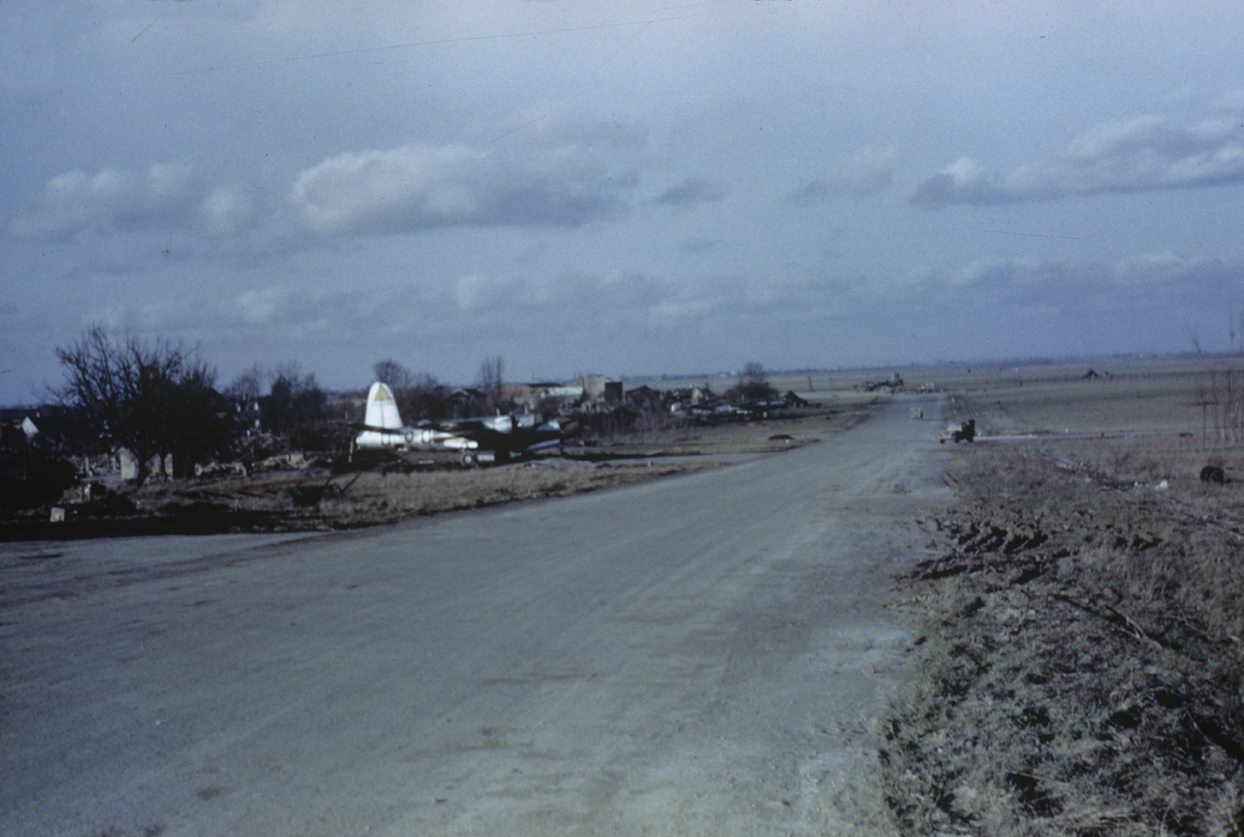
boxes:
[1200,465,1225,484]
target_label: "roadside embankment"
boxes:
[883,439,1244,835]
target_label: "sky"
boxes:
[3,1,1243,404]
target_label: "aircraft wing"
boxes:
[417,415,572,455]
[416,421,516,453]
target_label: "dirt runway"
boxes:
[1,396,950,836]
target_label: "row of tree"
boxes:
[48,328,511,484]
[224,361,331,442]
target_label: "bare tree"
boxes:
[372,359,415,391]
[226,363,264,407]
[55,326,231,484]
[479,355,505,413]
[736,361,777,402]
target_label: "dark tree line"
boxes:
[223,362,350,453]
[52,327,356,484]
[261,363,325,440]
[54,326,233,484]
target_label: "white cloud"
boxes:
[882,251,1244,335]
[1210,88,1244,113]
[289,120,643,237]
[10,163,198,239]
[647,297,719,323]
[78,298,189,333]
[290,144,480,235]
[913,111,1244,208]
[1109,251,1230,292]
[451,272,511,312]
[200,186,256,237]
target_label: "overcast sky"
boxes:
[3,1,1243,403]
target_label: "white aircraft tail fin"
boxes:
[364,382,403,430]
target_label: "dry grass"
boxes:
[116,457,725,533]
[165,459,724,531]
[944,356,1244,439]
[885,359,1244,836]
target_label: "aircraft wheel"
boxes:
[461,452,478,468]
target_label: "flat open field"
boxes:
[885,356,1244,835]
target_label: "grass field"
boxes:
[885,357,1244,836]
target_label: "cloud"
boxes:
[289,126,642,236]
[654,177,725,208]
[913,113,1244,208]
[647,297,720,323]
[888,250,1244,335]
[910,157,1012,209]
[943,258,1081,309]
[200,186,256,238]
[794,145,899,203]
[10,163,198,239]
[450,272,523,312]
[233,286,289,326]
[1210,88,1244,113]
[1109,251,1236,297]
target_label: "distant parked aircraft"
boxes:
[352,382,573,466]
[735,398,788,417]
[860,372,904,392]
[689,397,788,423]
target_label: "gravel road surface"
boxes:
[1,396,949,836]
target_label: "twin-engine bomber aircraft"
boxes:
[351,382,573,466]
